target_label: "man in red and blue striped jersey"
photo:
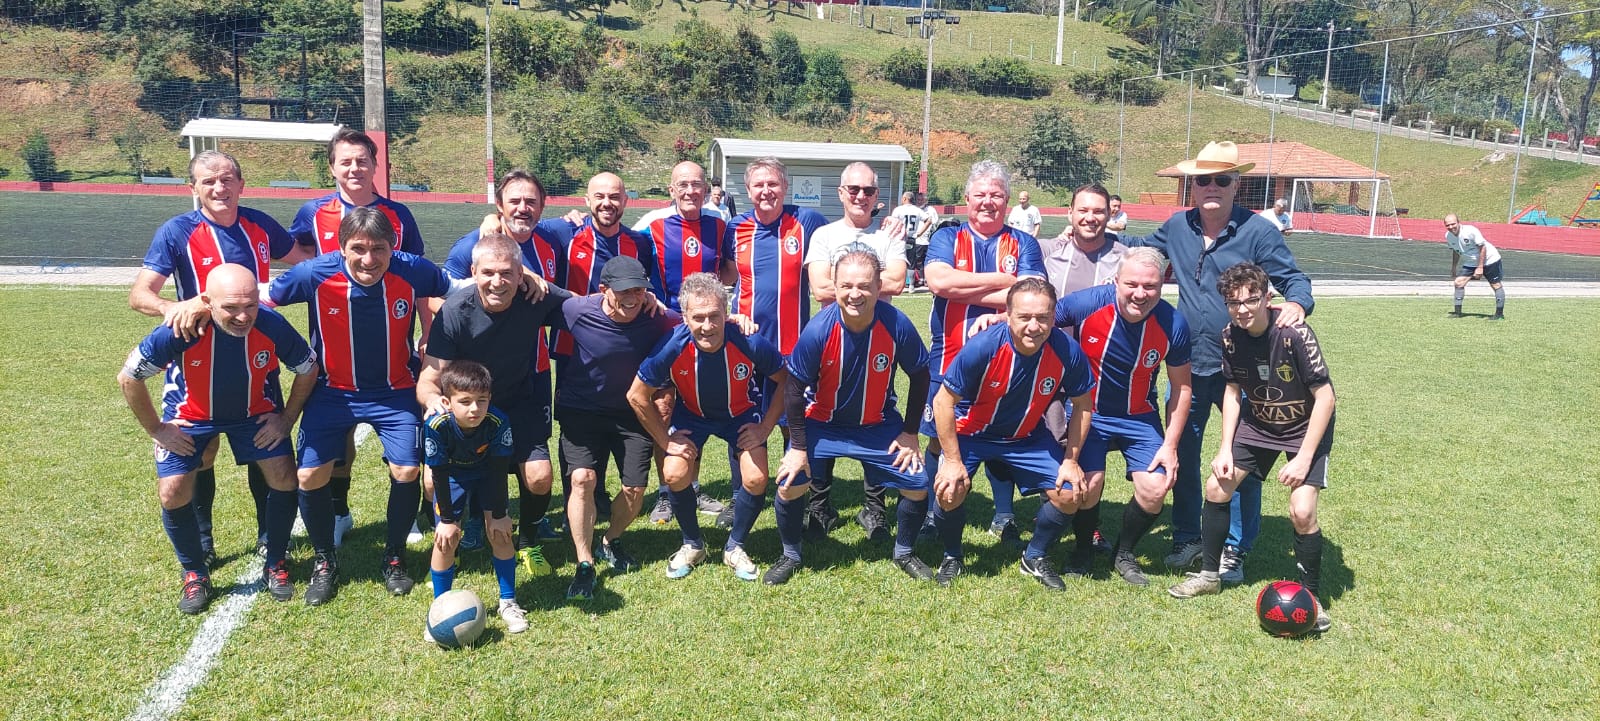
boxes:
[927,278,1095,590]
[541,172,664,356]
[268,208,452,607]
[119,265,318,614]
[289,128,423,256]
[721,156,829,357]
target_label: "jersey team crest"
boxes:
[784,235,800,255]
[253,351,271,369]
[1039,376,1056,395]
[1143,349,1161,368]
[734,363,751,381]
[1002,255,1017,273]
[873,353,891,372]
[685,237,700,256]
[392,299,410,319]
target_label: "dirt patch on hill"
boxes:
[0,79,68,107]
[874,123,978,158]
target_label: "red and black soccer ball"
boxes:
[1255,580,1319,638]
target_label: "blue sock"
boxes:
[298,485,335,556]
[162,504,207,574]
[988,467,1016,522]
[430,565,456,598]
[670,485,704,548]
[922,449,941,525]
[894,494,929,559]
[774,489,806,561]
[726,480,765,552]
[386,477,421,556]
[933,502,967,560]
[264,487,297,566]
[491,555,517,600]
[192,467,216,553]
[1027,502,1072,560]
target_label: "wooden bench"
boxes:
[1137,192,1180,205]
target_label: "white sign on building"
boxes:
[790,176,823,207]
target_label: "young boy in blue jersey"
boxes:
[422,361,529,640]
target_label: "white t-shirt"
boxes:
[631,204,726,231]
[804,218,908,269]
[916,206,939,245]
[1445,224,1501,266]
[1007,204,1042,235]
[891,203,924,243]
[1107,210,1129,230]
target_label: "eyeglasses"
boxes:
[672,181,707,191]
[842,185,878,197]
[1192,175,1236,188]
[1224,295,1265,309]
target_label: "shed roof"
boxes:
[1156,141,1389,180]
[180,118,344,144]
[710,138,913,163]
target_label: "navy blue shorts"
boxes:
[938,432,1069,494]
[673,409,765,452]
[1081,413,1168,478]
[432,469,509,523]
[806,419,926,492]
[154,416,292,478]
[297,386,421,469]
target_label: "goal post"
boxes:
[1288,177,1402,239]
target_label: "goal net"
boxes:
[1288,178,1402,239]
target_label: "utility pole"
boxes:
[361,0,389,195]
[1319,20,1334,110]
[908,5,958,194]
[1055,0,1065,65]
[485,1,495,204]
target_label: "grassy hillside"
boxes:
[0,5,1593,221]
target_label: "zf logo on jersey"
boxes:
[392,299,410,319]
[873,353,891,373]
[1001,255,1017,274]
[783,235,800,255]
[253,350,271,369]
[685,237,701,257]
[1143,349,1161,368]
[1038,376,1056,395]
[733,363,751,381]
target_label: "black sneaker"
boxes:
[1447,310,1464,318]
[935,556,964,587]
[381,555,414,596]
[304,554,338,607]
[856,508,889,542]
[566,561,597,600]
[714,503,735,530]
[1091,529,1114,556]
[917,519,939,543]
[1113,551,1149,586]
[264,559,294,601]
[805,504,841,539]
[762,556,802,585]
[1061,549,1094,578]
[988,517,1024,550]
[892,554,935,581]
[596,538,640,573]
[177,571,213,615]
[1020,555,1066,591]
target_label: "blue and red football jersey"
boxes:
[637,326,785,421]
[1054,284,1191,417]
[645,213,725,312]
[786,301,928,427]
[267,251,450,392]
[124,307,316,423]
[442,227,565,374]
[925,222,1046,378]
[941,324,1094,442]
[142,208,295,300]
[722,205,829,355]
[541,217,663,355]
[289,193,424,256]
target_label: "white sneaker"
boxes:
[405,521,424,545]
[332,513,354,548]
[723,545,759,582]
[497,598,529,634]
[666,543,708,579]
[1312,601,1332,634]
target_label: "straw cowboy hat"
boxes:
[1175,141,1255,176]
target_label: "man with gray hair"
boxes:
[1260,198,1292,233]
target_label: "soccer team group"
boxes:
[121,130,1352,639]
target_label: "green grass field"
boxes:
[5,191,1600,282]
[1,288,1596,720]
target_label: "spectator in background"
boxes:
[1106,195,1129,233]
[1260,198,1292,234]
[1007,190,1043,237]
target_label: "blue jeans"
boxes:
[1173,372,1261,552]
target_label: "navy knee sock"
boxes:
[988,467,1016,521]
[162,504,207,574]
[192,468,216,553]
[264,487,297,566]
[246,463,270,544]
[807,458,834,513]
[1118,503,1160,554]
[385,477,421,556]
[298,485,336,556]
[1072,504,1100,554]
[518,491,551,543]
[328,473,352,517]
[670,485,704,548]
[1026,502,1071,560]
[894,494,929,559]
[774,490,806,561]
[726,481,765,551]
[933,502,967,560]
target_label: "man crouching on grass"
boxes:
[1168,262,1336,634]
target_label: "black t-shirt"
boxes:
[553,295,680,417]
[1221,309,1334,454]
[426,285,570,405]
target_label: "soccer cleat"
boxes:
[254,540,269,560]
[1061,549,1094,578]
[1164,539,1203,570]
[1167,572,1221,599]
[460,516,485,552]
[892,554,935,582]
[696,492,727,516]
[305,554,339,607]
[1447,310,1464,318]
[264,559,294,602]
[405,521,425,546]
[517,544,553,578]
[497,599,529,634]
[1219,546,1245,584]
[988,517,1023,550]
[1019,555,1066,591]
[566,562,597,600]
[806,505,842,539]
[666,544,708,579]
[917,519,939,543]
[714,504,735,530]
[762,556,802,586]
[1113,551,1149,587]
[856,508,889,542]
[177,571,213,615]
[1490,312,1505,321]
[1091,529,1114,556]
[1312,601,1332,634]
[596,538,640,573]
[332,513,354,548]
[723,545,759,582]
[381,555,414,596]
[201,549,219,574]
[533,516,562,541]
[934,557,964,587]
[649,493,673,525]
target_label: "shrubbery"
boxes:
[880,51,1050,99]
[1068,62,1165,105]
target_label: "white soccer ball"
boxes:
[425,589,486,649]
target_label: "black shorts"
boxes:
[502,388,552,464]
[556,409,653,489]
[1231,441,1329,489]
[1456,261,1504,284]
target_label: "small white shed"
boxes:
[707,138,914,220]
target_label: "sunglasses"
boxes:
[1192,174,1236,188]
[842,185,879,197]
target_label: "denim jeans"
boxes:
[1172,372,1261,552]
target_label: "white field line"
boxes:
[123,565,264,721]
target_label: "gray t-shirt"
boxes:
[1040,234,1127,298]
